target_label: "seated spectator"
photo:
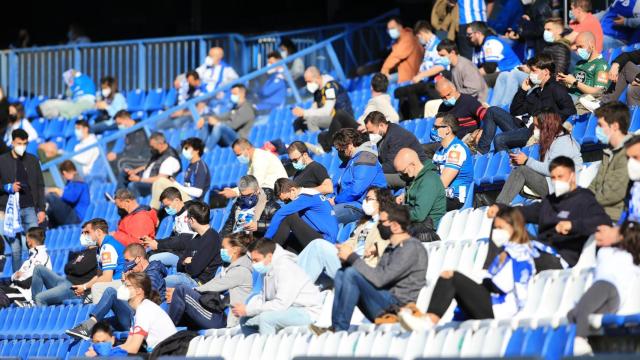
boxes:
[589,102,632,223]
[394,148,446,242]
[433,80,486,141]
[432,114,473,210]
[381,17,424,83]
[496,111,583,205]
[393,21,444,120]
[489,156,610,266]
[4,102,37,145]
[255,51,287,111]
[358,72,399,126]
[106,110,150,172]
[92,76,128,134]
[292,66,353,134]
[466,21,521,87]
[297,186,393,282]
[45,160,90,227]
[149,137,210,210]
[112,189,158,247]
[66,243,167,339]
[0,228,50,307]
[364,111,427,188]
[398,206,534,330]
[71,119,100,178]
[84,321,127,357]
[331,128,387,224]
[221,175,279,238]
[233,238,322,335]
[195,46,240,93]
[197,84,255,150]
[329,205,428,332]
[266,178,339,252]
[219,138,288,199]
[484,53,576,154]
[287,141,333,194]
[602,47,640,108]
[39,69,96,119]
[541,18,571,76]
[600,0,640,49]
[163,201,222,289]
[564,0,604,53]
[163,70,207,129]
[435,39,488,103]
[169,233,253,329]
[279,38,305,83]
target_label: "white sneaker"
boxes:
[579,95,601,113]
[573,336,593,356]
[398,308,434,332]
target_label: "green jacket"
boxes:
[588,136,631,222]
[406,160,447,226]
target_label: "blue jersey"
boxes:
[473,35,521,72]
[98,235,126,280]
[433,137,473,202]
[459,0,487,25]
[70,73,96,101]
[419,36,443,74]
[601,0,640,42]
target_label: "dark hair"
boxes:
[231,138,252,150]
[159,186,182,202]
[549,156,576,173]
[267,51,283,60]
[248,237,276,256]
[530,53,556,76]
[380,203,411,232]
[75,119,90,129]
[279,38,298,54]
[181,137,205,156]
[494,206,529,244]
[114,188,135,201]
[26,227,45,245]
[187,201,210,225]
[364,111,388,126]
[571,0,592,12]
[371,73,389,93]
[536,111,567,160]
[594,101,630,134]
[468,21,492,36]
[231,84,247,92]
[618,221,640,265]
[149,132,166,144]
[90,321,114,338]
[125,243,147,259]
[83,218,109,234]
[544,17,564,27]
[274,178,300,198]
[12,128,28,141]
[287,141,308,155]
[100,76,118,98]
[358,187,395,225]
[625,135,640,149]
[388,16,403,27]
[9,102,25,120]
[126,272,161,305]
[413,20,434,34]
[225,232,254,256]
[436,39,458,54]
[186,70,200,80]
[59,160,77,173]
[114,110,131,120]
[333,128,367,150]
[439,113,459,135]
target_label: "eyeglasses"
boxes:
[433,125,448,129]
[365,196,377,202]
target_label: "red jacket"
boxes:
[113,206,158,247]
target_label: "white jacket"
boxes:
[246,245,323,320]
[12,245,52,301]
[595,247,640,308]
[357,94,400,124]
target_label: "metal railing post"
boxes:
[8,51,18,98]
[282,67,302,104]
[138,43,146,90]
[325,43,346,84]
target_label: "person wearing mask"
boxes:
[398,206,535,330]
[602,47,640,108]
[45,160,90,227]
[358,73,400,125]
[279,38,305,83]
[456,0,488,59]
[432,114,473,210]
[266,178,339,252]
[0,129,46,272]
[84,322,127,357]
[221,175,278,238]
[540,18,571,76]
[433,80,487,141]
[489,156,610,266]
[381,17,424,83]
[195,47,240,93]
[4,103,37,146]
[164,71,207,129]
[93,76,128,134]
[112,189,158,247]
[39,69,96,119]
[496,111,583,205]
[232,238,322,335]
[287,141,333,194]
[71,119,100,178]
[331,128,387,224]
[394,148,446,242]
[466,21,521,87]
[169,233,253,329]
[435,40,488,102]
[256,51,288,111]
[564,0,604,53]
[503,0,552,57]
[106,111,150,172]
[198,84,255,150]
[364,111,427,188]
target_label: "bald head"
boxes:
[575,31,596,54]
[304,66,321,80]
[436,78,459,103]
[209,47,224,63]
[394,148,423,180]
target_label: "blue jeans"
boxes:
[156,115,193,130]
[116,170,152,198]
[92,286,133,331]
[165,272,199,288]
[0,207,39,272]
[332,267,398,331]
[46,193,80,228]
[202,123,238,150]
[240,307,312,335]
[297,239,341,282]
[494,127,532,152]
[31,265,77,306]
[149,252,180,270]
[490,70,528,107]
[478,107,522,154]
[333,202,364,225]
[168,284,226,330]
[92,120,117,135]
[603,35,626,51]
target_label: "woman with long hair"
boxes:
[4,102,38,145]
[93,76,127,134]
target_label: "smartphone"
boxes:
[510,148,521,155]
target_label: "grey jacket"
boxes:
[196,254,253,327]
[526,133,583,176]
[346,236,428,305]
[219,101,256,139]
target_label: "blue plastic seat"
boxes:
[126,89,146,112]
[144,88,165,112]
[163,87,177,109]
[631,107,640,132]
[490,151,512,184]
[581,113,599,144]
[43,118,66,140]
[337,222,356,243]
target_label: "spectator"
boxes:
[255,51,287,111]
[292,66,353,133]
[0,129,46,272]
[195,47,240,93]
[71,119,100,178]
[4,103,37,145]
[164,70,207,129]
[504,0,552,57]
[287,141,333,194]
[602,48,640,108]
[435,39,489,102]
[541,18,572,76]
[433,79,486,141]
[66,24,91,44]
[149,137,210,210]
[0,87,9,138]
[45,160,90,227]
[84,322,126,357]
[432,114,474,210]
[112,189,158,247]
[589,102,632,222]
[495,111,583,204]
[565,0,604,53]
[279,38,305,83]
[329,205,428,332]
[393,21,444,120]
[394,148,446,242]
[600,0,640,49]
[197,84,255,150]
[431,0,458,41]
[364,111,427,188]
[0,228,50,307]
[398,206,534,330]
[92,76,128,134]
[39,69,96,119]
[489,156,611,266]
[331,128,387,224]
[219,138,288,199]
[232,238,322,335]
[156,187,196,237]
[106,110,150,172]
[381,17,425,82]
[169,232,253,329]
[221,175,279,237]
[266,178,339,251]
[466,21,521,87]
[358,73,400,125]
[456,0,488,59]
[163,201,222,289]
[66,243,167,339]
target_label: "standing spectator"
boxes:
[106,110,150,173]
[565,0,604,53]
[45,160,90,227]
[456,0,488,59]
[220,175,279,237]
[602,48,640,108]
[287,142,333,194]
[66,24,91,44]
[93,76,128,134]
[436,40,489,102]
[279,38,305,83]
[466,21,521,87]
[39,69,96,119]
[541,18,572,76]
[255,52,287,111]
[195,47,240,93]
[381,17,424,82]
[0,129,46,272]
[505,0,552,57]
[71,119,100,178]
[434,79,486,140]
[358,73,400,125]
[4,103,38,146]
[431,0,459,41]
[112,189,158,247]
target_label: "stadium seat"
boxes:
[144,88,165,112]
[126,89,146,113]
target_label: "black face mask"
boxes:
[377,222,393,240]
[150,148,160,157]
[399,172,414,184]
[338,150,350,163]
[117,207,128,218]
[8,114,17,122]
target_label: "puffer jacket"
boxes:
[541,39,571,75]
[335,142,387,207]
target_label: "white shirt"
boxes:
[173,207,196,235]
[12,245,51,282]
[245,148,288,191]
[595,247,640,307]
[73,134,100,177]
[357,94,400,124]
[196,62,239,92]
[142,156,181,179]
[4,119,38,145]
[130,299,177,350]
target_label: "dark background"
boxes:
[4,0,433,48]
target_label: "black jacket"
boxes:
[221,192,281,237]
[176,228,222,285]
[518,0,553,55]
[510,79,576,121]
[541,41,571,76]
[613,49,640,68]
[0,152,45,211]
[64,247,98,285]
[378,123,427,174]
[516,188,611,267]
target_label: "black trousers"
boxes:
[394,82,440,120]
[269,213,322,253]
[317,110,359,153]
[446,197,463,211]
[427,271,494,319]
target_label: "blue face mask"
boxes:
[443,96,457,106]
[430,127,442,142]
[92,342,115,356]
[252,261,271,274]
[220,248,232,263]
[436,55,451,67]
[165,206,177,216]
[124,259,137,273]
[577,48,591,61]
[237,193,259,209]
[595,126,610,144]
[237,154,250,164]
[388,28,400,39]
[569,10,575,20]
[74,128,84,140]
[292,160,306,171]
[230,94,240,104]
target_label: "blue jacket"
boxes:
[265,190,339,243]
[62,180,90,220]
[257,71,287,111]
[145,260,167,300]
[335,143,387,207]
[70,73,96,101]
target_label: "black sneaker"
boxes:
[104,192,115,203]
[65,319,96,340]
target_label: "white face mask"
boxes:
[79,233,96,247]
[492,228,512,247]
[116,285,132,301]
[552,180,571,196]
[369,133,383,144]
[362,199,377,216]
[205,56,214,66]
[101,88,112,98]
[279,50,288,58]
[533,128,540,138]
[628,157,640,181]
[13,144,26,157]
[306,82,319,94]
